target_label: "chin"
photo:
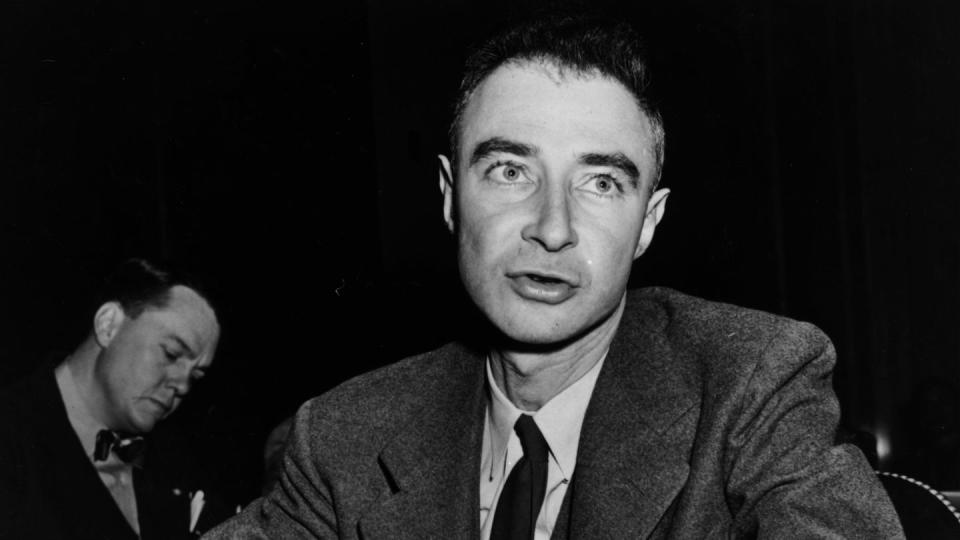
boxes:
[493,311,588,348]
[486,295,624,350]
[128,413,158,434]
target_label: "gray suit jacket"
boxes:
[207,287,904,539]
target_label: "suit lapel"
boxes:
[358,345,487,540]
[562,296,696,539]
[33,368,140,540]
[360,293,696,539]
[135,465,191,540]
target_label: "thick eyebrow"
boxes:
[468,137,539,166]
[579,152,641,188]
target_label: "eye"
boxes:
[581,174,622,197]
[500,164,523,182]
[484,161,531,185]
[162,346,181,362]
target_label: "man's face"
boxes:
[94,285,220,433]
[441,61,669,345]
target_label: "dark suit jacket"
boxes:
[0,364,227,539]
[208,287,904,539]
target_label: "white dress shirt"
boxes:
[479,353,606,540]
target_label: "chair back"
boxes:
[877,471,960,539]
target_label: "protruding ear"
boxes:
[634,188,670,259]
[93,302,126,348]
[438,154,455,234]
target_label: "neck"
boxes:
[63,336,114,429]
[490,296,625,411]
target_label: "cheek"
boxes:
[128,354,168,393]
[457,205,518,267]
[104,347,134,385]
[583,217,645,277]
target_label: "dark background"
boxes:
[2,0,958,505]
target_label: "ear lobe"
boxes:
[438,154,455,234]
[634,188,670,259]
[93,302,126,348]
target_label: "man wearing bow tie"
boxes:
[210,14,904,539]
[0,258,222,539]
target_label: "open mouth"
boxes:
[508,269,577,285]
[508,272,578,304]
[527,274,566,284]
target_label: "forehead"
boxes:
[138,286,219,355]
[459,61,656,174]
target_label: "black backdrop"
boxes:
[2,0,958,505]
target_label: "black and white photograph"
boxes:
[1,0,958,538]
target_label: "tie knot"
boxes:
[94,429,146,466]
[514,414,548,463]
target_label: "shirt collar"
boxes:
[485,351,607,480]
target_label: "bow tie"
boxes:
[94,429,146,466]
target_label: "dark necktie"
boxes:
[491,414,550,540]
[94,429,146,466]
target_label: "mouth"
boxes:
[507,271,579,304]
[148,398,173,416]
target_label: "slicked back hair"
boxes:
[98,258,214,320]
[448,14,665,189]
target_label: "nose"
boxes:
[169,376,191,397]
[167,363,193,397]
[521,184,578,252]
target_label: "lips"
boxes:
[507,270,579,304]
[148,398,173,416]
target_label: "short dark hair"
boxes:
[449,14,665,187]
[98,258,214,319]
